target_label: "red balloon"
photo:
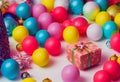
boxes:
[73,17,89,36]
[62,19,73,28]
[22,36,39,55]
[8,3,18,15]
[45,37,61,56]
[110,33,120,53]
[51,7,68,23]
[94,70,111,82]
[103,60,120,80]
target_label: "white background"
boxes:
[0,37,120,82]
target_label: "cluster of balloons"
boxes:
[2,0,120,82]
[5,2,63,69]
[94,58,120,82]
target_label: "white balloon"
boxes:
[33,0,41,4]
[87,23,103,41]
[8,0,16,5]
[54,0,69,10]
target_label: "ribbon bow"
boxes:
[75,42,88,51]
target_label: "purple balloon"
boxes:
[47,22,62,39]
[32,4,47,19]
[38,12,53,29]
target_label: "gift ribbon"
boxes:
[71,42,92,68]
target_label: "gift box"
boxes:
[66,40,101,70]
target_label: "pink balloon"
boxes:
[8,3,18,15]
[47,22,62,39]
[61,65,80,82]
[32,4,47,19]
[110,33,120,53]
[38,12,53,29]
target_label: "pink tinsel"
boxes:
[10,51,32,70]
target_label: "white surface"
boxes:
[0,37,120,82]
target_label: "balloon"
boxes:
[12,25,29,42]
[87,23,103,41]
[54,0,69,10]
[32,4,47,19]
[35,30,50,47]
[41,0,54,12]
[103,60,120,80]
[61,19,73,40]
[73,17,89,36]
[22,78,36,82]
[62,19,73,28]
[83,1,100,21]
[38,12,53,29]
[7,3,18,15]
[51,7,68,23]
[95,11,111,26]
[23,17,39,36]
[16,2,31,19]
[47,22,62,39]
[4,17,18,36]
[45,37,61,56]
[61,65,80,82]
[107,5,120,19]
[94,0,108,11]
[110,33,120,53]
[69,0,84,15]
[63,26,80,44]
[33,0,40,4]
[102,21,118,39]
[32,48,49,67]
[22,36,39,55]
[1,59,20,80]
[114,13,120,29]
[94,70,111,82]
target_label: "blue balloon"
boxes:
[94,0,108,11]
[23,17,39,35]
[1,59,20,80]
[4,17,18,36]
[35,30,50,47]
[16,3,31,19]
[102,21,118,39]
[69,0,84,15]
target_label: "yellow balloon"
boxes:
[41,0,54,12]
[63,26,80,44]
[32,48,49,67]
[12,26,29,42]
[114,13,120,29]
[95,11,111,26]
[22,78,36,82]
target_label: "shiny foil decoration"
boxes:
[107,5,120,18]
[0,0,9,14]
